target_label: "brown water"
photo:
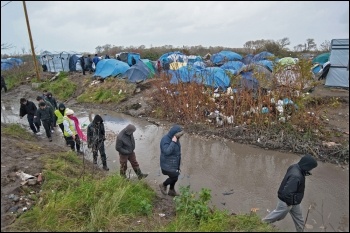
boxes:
[2,104,349,232]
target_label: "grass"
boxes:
[39,72,77,101]
[1,123,35,141]
[3,127,277,232]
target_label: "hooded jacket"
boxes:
[54,103,67,124]
[160,125,183,173]
[19,100,37,117]
[278,155,318,205]
[115,124,136,155]
[87,114,105,145]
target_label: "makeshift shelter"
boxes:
[94,59,129,79]
[252,51,274,62]
[1,58,24,70]
[123,59,152,83]
[40,51,79,72]
[170,62,187,70]
[312,53,330,65]
[325,39,349,88]
[115,52,141,66]
[220,61,245,71]
[278,57,297,67]
[210,50,242,65]
[68,54,83,71]
[141,59,156,76]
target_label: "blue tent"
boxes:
[210,51,242,65]
[239,71,259,91]
[169,66,197,84]
[68,54,83,71]
[123,59,152,83]
[159,51,184,65]
[254,60,274,72]
[94,59,129,79]
[220,61,245,71]
[252,51,274,62]
[242,54,254,65]
[195,67,231,90]
[1,58,23,70]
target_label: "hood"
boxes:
[167,124,182,138]
[58,103,65,109]
[92,114,104,124]
[125,124,136,135]
[298,154,318,172]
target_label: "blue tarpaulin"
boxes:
[94,59,129,79]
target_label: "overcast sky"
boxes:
[1,1,349,55]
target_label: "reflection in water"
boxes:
[1,105,349,232]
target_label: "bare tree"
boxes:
[95,46,103,54]
[21,47,26,55]
[306,38,317,51]
[319,40,331,52]
[293,44,304,52]
[1,43,14,50]
[277,37,291,49]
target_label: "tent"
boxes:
[312,53,330,65]
[325,39,349,88]
[123,59,152,83]
[252,51,274,62]
[40,51,79,72]
[220,61,245,71]
[68,54,83,71]
[115,52,141,66]
[94,59,129,79]
[1,58,24,70]
[170,62,187,70]
[141,59,156,76]
[210,50,242,65]
[278,57,297,66]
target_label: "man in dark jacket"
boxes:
[262,154,318,232]
[19,98,41,134]
[159,124,184,196]
[79,55,85,75]
[87,114,109,171]
[35,102,54,141]
[115,124,148,179]
[1,75,7,92]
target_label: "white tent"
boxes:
[325,39,349,88]
[40,51,80,73]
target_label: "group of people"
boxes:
[78,54,110,75]
[18,88,318,231]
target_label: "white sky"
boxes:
[1,1,349,55]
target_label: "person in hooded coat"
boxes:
[54,103,69,145]
[159,124,184,196]
[87,114,109,171]
[115,124,148,179]
[262,154,318,232]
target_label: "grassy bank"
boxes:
[3,123,276,232]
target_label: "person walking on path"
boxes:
[87,114,109,171]
[35,102,54,142]
[1,75,7,92]
[262,154,318,232]
[159,124,184,197]
[54,103,69,145]
[115,124,148,179]
[79,55,86,75]
[63,109,86,154]
[19,98,41,134]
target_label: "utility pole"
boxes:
[22,1,40,81]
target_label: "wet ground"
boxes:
[1,84,349,232]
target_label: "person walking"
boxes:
[87,114,109,171]
[79,55,85,75]
[35,102,54,142]
[1,75,7,92]
[262,154,318,232]
[159,124,184,196]
[19,98,41,134]
[54,103,69,145]
[63,109,86,154]
[115,124,148,179]
[36,96,55,133]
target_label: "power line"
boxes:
[1,1,12,8]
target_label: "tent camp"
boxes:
[210,51,242,65]
[325,39,349,88]
[116,52,141,66]
[123,59,153,83]
[94,59,130,79]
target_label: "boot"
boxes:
[93,154,97,164]
[120,170,127,178]
[159,183,167,195]
[102,160,109,171]
[168,189,180,197]
[134,168,148,180]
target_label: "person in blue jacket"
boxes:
[159,124,184,196]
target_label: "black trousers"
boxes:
[161,169,179,190]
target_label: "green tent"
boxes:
[278,57,296,66]
[141,59,156,76]
[312,53,330,65]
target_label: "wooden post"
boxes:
[22,1,40,81]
